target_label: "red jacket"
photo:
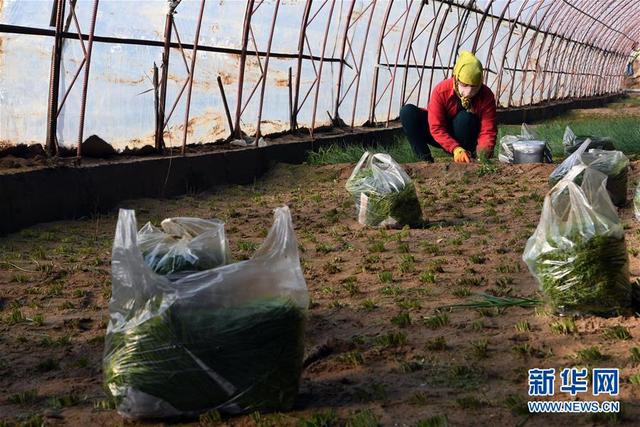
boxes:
[426,78,497,155]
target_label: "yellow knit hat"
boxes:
[453,51,483,85]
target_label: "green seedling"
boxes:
[423,312,449,329]
[602,325,632,340]
[424,336,447,351]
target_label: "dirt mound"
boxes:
[79,135,116,158]
[0,143,45,159]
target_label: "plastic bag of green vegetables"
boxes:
[345,152,422,227]
[563,126,615,155]
[137,217,231,277]
[549,139,629,207]
[105,206,308,419]
[498,123,553,164]
[523,165,631,315]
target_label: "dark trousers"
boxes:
[399,104,480,161]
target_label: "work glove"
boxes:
[453,147,471,163]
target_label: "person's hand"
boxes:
[477,149,492,162]
[453,147,471,163]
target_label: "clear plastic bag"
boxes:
[523,165,631,315]
[137,217,231,277]
[498,123,553,164]
[549,139,629,206]
[345,152,422,227]
[104,206,308,419]
[563,126,615,154]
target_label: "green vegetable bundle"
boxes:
[137,218,230,276]
[141,245,218,275]
[108,207,309,419]
[563,125,615,154]
[524,166,631,315]
[345,152,422,227]
[532,234,630,314]
[104,297,305,416]
[549,146,629,207]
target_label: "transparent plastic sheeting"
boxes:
[105,206,308,418]
[523,165,631,315]
[345,151,422,227]
[137,216,231,277]
[0,0,635,149]
[548,138,629,207]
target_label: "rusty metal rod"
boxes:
[49,0,59,27]
[45,0,66,156]
[76,0,100,158]
[494,0,531,107]
[56,57,86,117]
[288,66,293,131]
[157,2,176,151]
[162,78,190,130]
[255,0,281,140]
[217,75,234,135]
[386,1,413,126]
[68,1,88,56]
[55,0,83,119]
[344,0,377,128]
[181,0,207,156]
[233,0,256,139]
[427,2,457,99]
[415,1,446,109]
[310,0,337,138]
[0,24,348,63]
[400,0,426,106]
[292,0,313,131]
[505,0,546,107]
[333,0,356,123]
[153,63,160,150]
[369,0,394,124]
[171,19,191,73]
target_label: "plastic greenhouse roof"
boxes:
[0,0,638,152]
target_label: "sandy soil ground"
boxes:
[1,158,639,426]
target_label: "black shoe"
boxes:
[421,148,435,163]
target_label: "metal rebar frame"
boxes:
[383,1,416,126]
[412,1,448,107]
[567,2,613,97]
[493,0,534,106]
[334,0,378,128]
[180,0,206,155]
[291,0,338,138]
[332,0,358,127]
[2,0,638,156]
[478,1,512,91]
[368,0,395,125]
[545,8,594,100]
[504,0,547,107]
[400,0,428,107]
[156,0,178,151]
[231,0,284,141]
[309,0,337,138]
[76,0,100,158]
[527,2,568,104]
[45,0,66,156]
[553,1,622,100]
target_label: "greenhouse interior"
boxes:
[1,0,640,426]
